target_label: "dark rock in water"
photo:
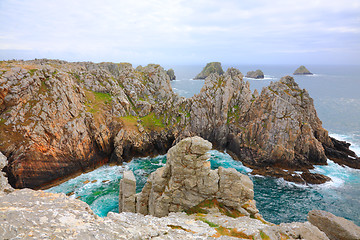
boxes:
[294,65,313,75]
[246,69,264,79]
[194,62,224,79]
[166,68,176,80]
[301,171,331,184]
[323,137,360,168]
[308,210,360,240]
[0,59,357,188]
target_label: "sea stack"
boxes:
[166,68,176,80]
[246,69,264,79]
[294,65,313,75]
[194,62,224,79]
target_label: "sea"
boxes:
[46,65,360,225]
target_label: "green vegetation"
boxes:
[140,112,165,130]
[119,113,166,132]
[93,92,112,105]
[84,90,112,117]
[28,69,37,76]
[196,217,219,228]
[186,198,245,218]
[214,226,253,239]
[260,230,270,240]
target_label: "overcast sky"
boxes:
[0,0,359,65]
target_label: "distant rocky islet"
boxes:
[245,69,264,79]
[294,65,313,75]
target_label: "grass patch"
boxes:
[186,198,245,218]
[213,226,253,239]
[28,69,37,76]
[196,217,219,228]
[140,112,165,131]
[260,230,270,240]
[84,90,112,124]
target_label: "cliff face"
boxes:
[0,60,358,188]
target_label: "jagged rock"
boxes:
[119,170,136,213]
[293,65,313,75]
[133,136,255,217]
[166,68,176,80]
[246,70,264,79]
[194,62,224,79]
[0,59,357,189]
[0,152,13,193]
[308,210,360,240]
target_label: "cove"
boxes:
[46,149,360,226]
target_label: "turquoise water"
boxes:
[47,147,360,225]
[47,65,360,225]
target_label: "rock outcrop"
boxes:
[0,152,13,193]
[119,170,136,213]
[194,62,224,79]
[308,210,360,240]
[0,59,358,189]
[132,136,255,217]
[293,65,313,75]
[166,68,176,80]
[246,69,264,79]
[0,187,338,240]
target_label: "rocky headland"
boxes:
[0,59,359,190]
[194,62,224,79]
[293,66,313,75]
[245,70,264,79]
[1,137,359,239]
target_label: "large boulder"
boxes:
[133,136,255,217]
[194,62,224,79]
[308,210,360,240]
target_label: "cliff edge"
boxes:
[0,59,358,189]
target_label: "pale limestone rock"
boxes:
[308,209,360,240]
[0,152,13,193]
[119,170,136,213]
[135,136,256,217]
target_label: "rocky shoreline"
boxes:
[0,59,359,189]
[1,139,360,239]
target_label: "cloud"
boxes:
[0,0,359,64]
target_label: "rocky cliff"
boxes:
[0,59,358,188]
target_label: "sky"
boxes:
[0,0,359,65]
